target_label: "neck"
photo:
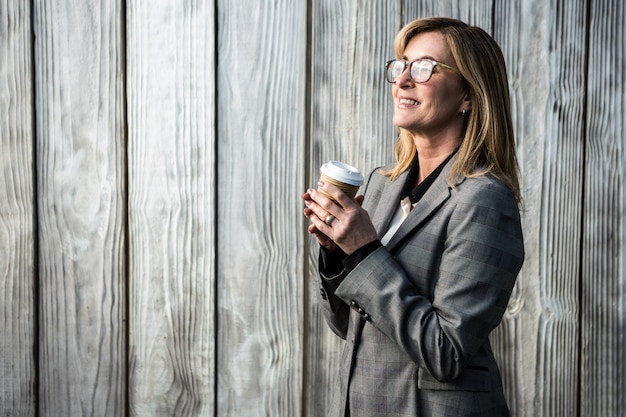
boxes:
[413,134,460,183]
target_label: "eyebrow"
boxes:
[402,54,438,62]
[405,55,457,67]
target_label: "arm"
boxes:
[316,240,383,338]
[334,180,524,381]
[316,247,350,338]
[302,172,380,338]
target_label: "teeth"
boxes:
[399,98,419,105]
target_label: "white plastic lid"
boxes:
[320,160,364,186]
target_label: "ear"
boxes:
[461,89,472,112]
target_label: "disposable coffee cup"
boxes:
[319,160,364,202]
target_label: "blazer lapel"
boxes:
[369,170,408,240]
[385,158,461,252]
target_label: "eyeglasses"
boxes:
[385,58,459,83]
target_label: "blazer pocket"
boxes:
[418,367,492,392]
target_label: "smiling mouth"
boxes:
[399,98,419,106]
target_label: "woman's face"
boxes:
[391,31,468,139]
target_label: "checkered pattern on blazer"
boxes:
[317,158,524,417]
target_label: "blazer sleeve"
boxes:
[333,179,524,382]
[314,166,382,339]
[316,251,351,339]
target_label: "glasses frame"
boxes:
[385,58,460,84]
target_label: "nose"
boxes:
[394,67,413,86]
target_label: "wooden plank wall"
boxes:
[32,0,127,414]
[215,1,305,415]
[126,1,215,415]
[1,0,35,415]
[583,0,626,415]
[1,0,625,416]
[306,1,398,414]
[491,1,587,416]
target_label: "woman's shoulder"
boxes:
[454,173,520,212]
[362,164,394,189]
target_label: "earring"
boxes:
[462,109,468,117]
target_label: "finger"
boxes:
[307,188,340,219]
[307,205,328,228]
[308,221,339,250]
[307,213,331,242]
[305,206,335,228]
[307,206,337,238]
[317,181,357,210]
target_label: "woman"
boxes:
[302,17,524,416]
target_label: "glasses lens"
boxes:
[410,60,435,83]
[386,60,406,83]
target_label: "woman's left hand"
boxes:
[302,181,378,255]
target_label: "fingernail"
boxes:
[318,181,325,187]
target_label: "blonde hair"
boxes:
[384,17,522,204]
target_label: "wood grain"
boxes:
[33,0,127,415]
[491,1,588,416]
[403,0,492,28]
[3,2,626,416]
[582,1,626,416]
[0,0,36,415]
[215,1,307,416]
[306,1,398,415]
[125,1,216,416]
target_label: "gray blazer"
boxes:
[317,159,524,417]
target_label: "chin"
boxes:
[393,119,417,131]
